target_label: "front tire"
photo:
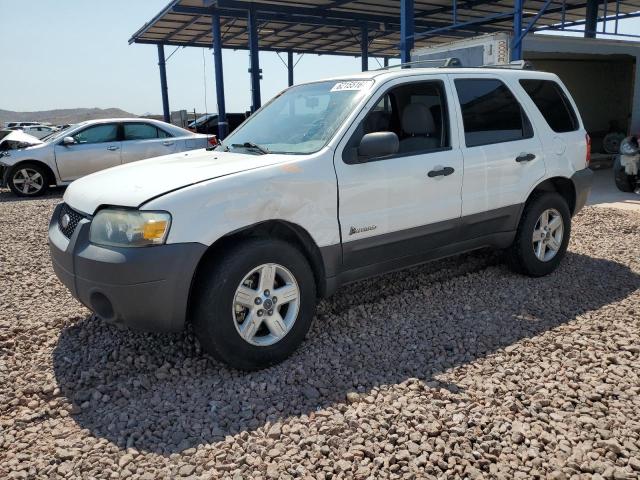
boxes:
[507,192,571,277]
[8,163,49,197]
[192,238,316,370]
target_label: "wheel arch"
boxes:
[6,159,57,187]
[526,176,577,216]
[189,219,329,311]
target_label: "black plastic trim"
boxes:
[320,203,522,296]
[48,203,207,332]
[571,167,594,215]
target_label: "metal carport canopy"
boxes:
[129,0,640,57]
[129,1,640,138]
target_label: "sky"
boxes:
[1,1,639,116]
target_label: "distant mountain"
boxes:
[0,108,138,126]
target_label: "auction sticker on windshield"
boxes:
[330,80,374,92]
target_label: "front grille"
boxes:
[58,203,85,239]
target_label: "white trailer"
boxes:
[413,33,640,155]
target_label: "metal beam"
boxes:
[287,51,294,86]
[400,0,414,64]
[248,5,261,112]
[212,9,228,139]
[134,38,395,58]
[164,15,202,41]
[361,24,369,71]
[157,44,170,123]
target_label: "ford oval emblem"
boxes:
[61,213,71,229]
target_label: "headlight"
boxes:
[89,209,171,247]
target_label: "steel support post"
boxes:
[361,24,369,71]
[512,0,524,61]
[212,9,228,139]
[287,50,294,86]
[400,0,414,64]
[157,44,170,123]
[248,5,262,112]
[585,0,599,38]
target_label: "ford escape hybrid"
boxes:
[49,66,593,370]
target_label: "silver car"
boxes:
[0,118,211,197]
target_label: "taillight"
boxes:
[585,133,591,166]
[208,135,218,146]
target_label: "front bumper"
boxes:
[48,203,207,332]
[571,167,594,215]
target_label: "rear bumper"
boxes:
[48,203,207,332]
[571,167,593,215]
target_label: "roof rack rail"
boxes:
[479,60,534,70]
[375,57,462,71]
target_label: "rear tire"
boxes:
[8,163,50,197]
[192,238,316,370]
[613,155,636,193]
[507,192,571,277]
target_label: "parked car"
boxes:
[5,121,43,128]
[1,118,211,196]
[49,67,592,370]
[188,112,246,136]
[21,125,59,139]
[0,129,44,150]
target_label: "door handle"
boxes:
[428,166,455,178]
[515,153,536,162]
[162,141,174,146]
[107,146,119,151]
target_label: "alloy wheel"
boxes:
[13,168,44,195]
[232,263,300,346]
[532,208,564,262]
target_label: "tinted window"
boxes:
[520,79,578,133]
[157,128,171,138]
[124,123,161,140]
[455,79,532,147]
[73,124,119,144]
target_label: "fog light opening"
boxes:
[90,291,115,320]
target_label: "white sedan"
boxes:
[0,118,212,197]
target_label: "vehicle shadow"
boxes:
[0,186,65,203]
[52,251,640,455]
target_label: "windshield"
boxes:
[42,124,77,142]
[221,79,373,155]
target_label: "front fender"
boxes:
[143,156,340,250]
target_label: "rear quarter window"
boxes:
[519,79,579,133]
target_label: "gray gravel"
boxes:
[1,187,639,479]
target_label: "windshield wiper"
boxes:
[231,142,270,154]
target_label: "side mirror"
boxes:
[358,131,399,160]
[62,136,76,146]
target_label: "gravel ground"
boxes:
[1,188,639,480]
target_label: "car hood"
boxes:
[64,148,290,215]
[0,130,44,149]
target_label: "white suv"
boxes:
[49,66,592,370]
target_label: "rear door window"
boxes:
[519,79,579,133]
[454,78,533,147]
[124,123,163,140]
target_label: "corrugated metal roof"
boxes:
[129,1,640,57]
